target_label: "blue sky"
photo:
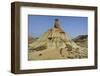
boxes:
[28,15,88,38]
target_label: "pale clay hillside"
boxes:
[28,19,88,60]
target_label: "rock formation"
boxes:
[28,19,87,60]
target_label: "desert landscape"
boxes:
[28,19,88,60]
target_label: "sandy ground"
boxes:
[28,47,87,60]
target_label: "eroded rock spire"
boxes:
[54,19,60,28]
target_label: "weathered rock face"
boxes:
[28,19,88,60]
[73,35,88,48]
[29,19,78,49]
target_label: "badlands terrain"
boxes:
[28,19,88,60]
